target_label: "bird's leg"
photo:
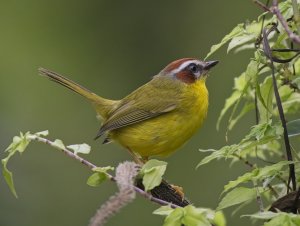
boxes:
[125,149,186,201]
[170,184,185,201]
[126,149,185,199]
[125,148,146,165]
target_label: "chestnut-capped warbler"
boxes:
[39,58,218,162]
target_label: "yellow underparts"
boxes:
[110,79,209,158]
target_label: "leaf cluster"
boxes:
[198,0,300,224]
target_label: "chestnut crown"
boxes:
[160,58,218,84]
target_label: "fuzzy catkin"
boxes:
[89,161,139,226]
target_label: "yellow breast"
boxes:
[110,79,208,158]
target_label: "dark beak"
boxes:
[203,60,219,70]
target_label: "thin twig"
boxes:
[255,90,260,125]
[271,0,300,44]
[253,0,300,44]
[262,28,297,191]
[255,0,270,48]
[233,153,255,168]
[253,180,265,212]
[253,0,271,12]
[254,90,260,166]
[290,42,297,75]
[233,153,279,197]
[29,136,181,209]
[272,48,300,52]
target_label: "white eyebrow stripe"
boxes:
[169,60,202,75]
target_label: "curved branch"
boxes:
[29,135,182,209]
[271,0,300,44]
[254,0,300,44]
[262,28,297,191]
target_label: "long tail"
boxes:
[39,67,116,119]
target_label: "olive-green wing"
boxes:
[95,100,176,138]
[95,79,179,139]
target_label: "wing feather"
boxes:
[95,76,180,139]
[95,103,176,138]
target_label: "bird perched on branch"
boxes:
[39,58,218,163]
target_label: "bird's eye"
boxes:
[187,63,199,74]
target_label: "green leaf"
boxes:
[292,77,300,90]
[233,43,256,53]
[245,212,300,226]
[2,158,18,198]
[87,166,114,186]
[205,24,244,59]
[242,121,282,142]
[287,119,300,137]
[277,0,293,22]
[217,187,256,210]
[264,215,300,226]
[245,60,258,81]
[282,91,300,114]
[140,159,167,191]
[217,91,241,130]
[141,159,168,173]
[253,161,291,180]
[87,172,108,187]
[227,34,256,53]
[163,207,184,226]
[92,166,114,173]
[1,131,36,197]
[213,211,227,226]
[245,21,260,34]
[182,205,211,226]
[218,58,265,132]
[10,132,30,154]
[279,85,293,101]
[225,65,255,133]
[53,139,66,149]
[157,205,224,226]
[197,146,237,168]
[234,72,250,92]
[228,103,254,131]
[198,122,283,167]
[35,130,49,136]
[67,143,91,155]
[294,57,300,75]
[153,206,174,216]
[258,76,273,122]
[217,71,252,130]
[272,42,294,60]
[223,169,259,193]
[243,123,269,141]
[223,161,291,193]
[243,211,279,220]
[278,0,292,15]
[256,80,268,111]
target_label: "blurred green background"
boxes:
[0,1,261,226]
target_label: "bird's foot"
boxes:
[126,148,148,165]
[170,184,185,201]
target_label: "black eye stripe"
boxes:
[186,63,200,74]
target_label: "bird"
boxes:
[39,58,218,163]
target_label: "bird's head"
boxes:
[159,58,218,84]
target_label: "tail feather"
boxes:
[39,67,116,119]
